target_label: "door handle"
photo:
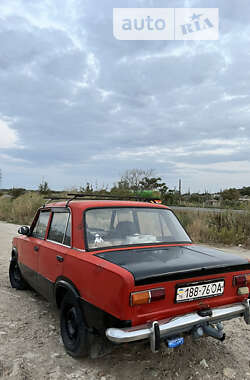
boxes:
[56,255,64,262]
[34,246,39,252]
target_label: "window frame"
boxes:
[83,206,192,251]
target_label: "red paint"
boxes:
[13,200,250,326]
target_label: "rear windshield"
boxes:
[85,207,191,250]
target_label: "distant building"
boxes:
[205,199,220,207]
[239,196,250,203]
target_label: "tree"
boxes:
[38,180,51,195]
[139,176,167,191]
[80,182,94,193]
[119,168,154,191]
[240,186,250,196]
[220,188,240,201]
[166,189,180,205]
[138,176,168,199]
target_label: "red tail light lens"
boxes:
[131,288,165,306]
[233,275,247,287]
[150,288,165,302]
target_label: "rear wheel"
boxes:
[9,260,28,290]
[60,291,89,357]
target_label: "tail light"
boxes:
[130,288,165,306]
[233,274,249,296]
[233,275,247,287]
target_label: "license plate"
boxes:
[176,279,225,302]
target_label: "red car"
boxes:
[9,195,250,357]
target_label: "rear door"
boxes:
[37,209,72,300]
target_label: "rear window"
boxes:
[85,207,191,250]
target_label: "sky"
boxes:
[0,0,250,193]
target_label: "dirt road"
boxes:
[0,221,250,380]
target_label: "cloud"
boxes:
[0,119,19,149]
[0,0,250,191]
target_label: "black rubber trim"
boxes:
[55,278,80,299]
[51,207,70,213]
[198,309,212,317]
[154,323,161,351]
[11,247,18,260]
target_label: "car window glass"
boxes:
[137,210,161,235]
[48,212,69,244]
[32,211,50,239]
[86,209,113,232]
[63,216,71,246]
[137,210,171,236]
[113,209,133,228]
[85,207,191,249]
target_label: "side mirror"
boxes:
[18,226,30,235]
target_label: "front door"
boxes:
[19,210,51,289]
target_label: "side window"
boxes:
[64,217,71,246]
[32,211,51,239]
[48,212,71,246]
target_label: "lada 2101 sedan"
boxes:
[9,194,250,357]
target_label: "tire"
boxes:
[60,291,89,357]
[9,260,28,290]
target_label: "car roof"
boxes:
[44,200,169,211]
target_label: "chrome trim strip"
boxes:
[106,301,250,343]
[46,239,71,248]
[73,247,86,252]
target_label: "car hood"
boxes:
[95,245,250,285]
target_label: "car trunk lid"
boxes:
[95,245,250,285]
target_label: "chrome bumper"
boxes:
[106,299,250,344]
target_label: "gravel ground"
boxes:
[0,221,250,380]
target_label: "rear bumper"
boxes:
[106,299,250,344]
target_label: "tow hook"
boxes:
[192,322,225,341]
[192,325,204,340]
[203,322,225,341]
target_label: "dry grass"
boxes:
[0,193,44,225]
[175,209,250,246]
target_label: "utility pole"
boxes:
[178,179,182,205]
[178,179,182,195]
